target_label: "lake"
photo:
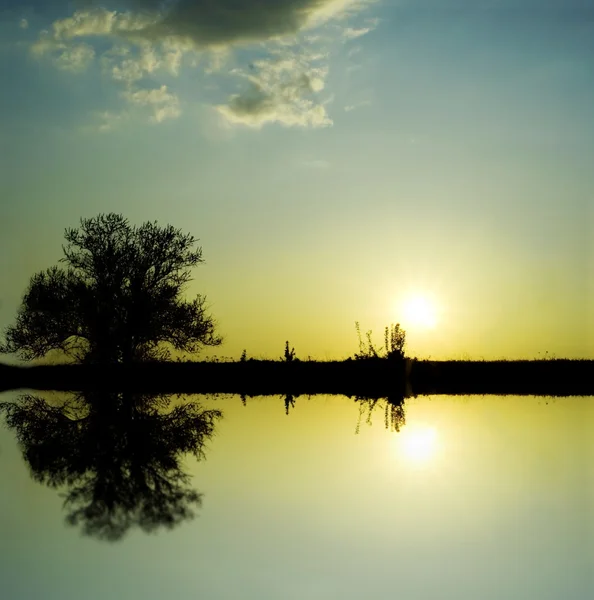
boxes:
[1,392,592,600]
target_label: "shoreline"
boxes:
[1,358,592,397]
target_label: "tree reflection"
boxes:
[0,391,221,541]
[355,394,406,434]
[239,392,407,432]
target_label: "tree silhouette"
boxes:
[0,213,221,363]
[0,391,222,541]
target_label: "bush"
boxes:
[354,322,406,361]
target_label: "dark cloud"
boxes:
[148,0,318,46]
[57,0,350,47]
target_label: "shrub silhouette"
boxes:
[283,341,296,362]
[354,322,406,361]
[384,323,406,360]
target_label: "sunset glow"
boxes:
[0,0,590,362]
[401,295,438,330]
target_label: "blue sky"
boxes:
[0,0,593,359]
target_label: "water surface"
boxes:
[1,392,592,600]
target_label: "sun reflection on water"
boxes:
[393,425,439,464]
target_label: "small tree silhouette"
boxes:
[0,213,221,364]
[283,341,296,362]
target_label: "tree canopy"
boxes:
[1,213,221,363]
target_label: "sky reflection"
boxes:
[0,392,592,599]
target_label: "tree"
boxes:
[1,213,221,364]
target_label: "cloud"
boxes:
[26,0,378,129]
[216,51,332,128]
[19,18,29,30]
[41,1,369,49]
[342,15,379,39]
[343,26,371,39]
[90,1,367,47]
[54,42,96,72]
[50,8,159,41]
[30,34,96,73]
[93,110,128,132]
[103,39,182,84]
[344,99,371,111]
[122,84,181,122]
[31,33,62,57]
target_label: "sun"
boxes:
[401,294,438,329]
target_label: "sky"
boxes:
[0,0,593,360]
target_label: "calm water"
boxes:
[1,392,592,600]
